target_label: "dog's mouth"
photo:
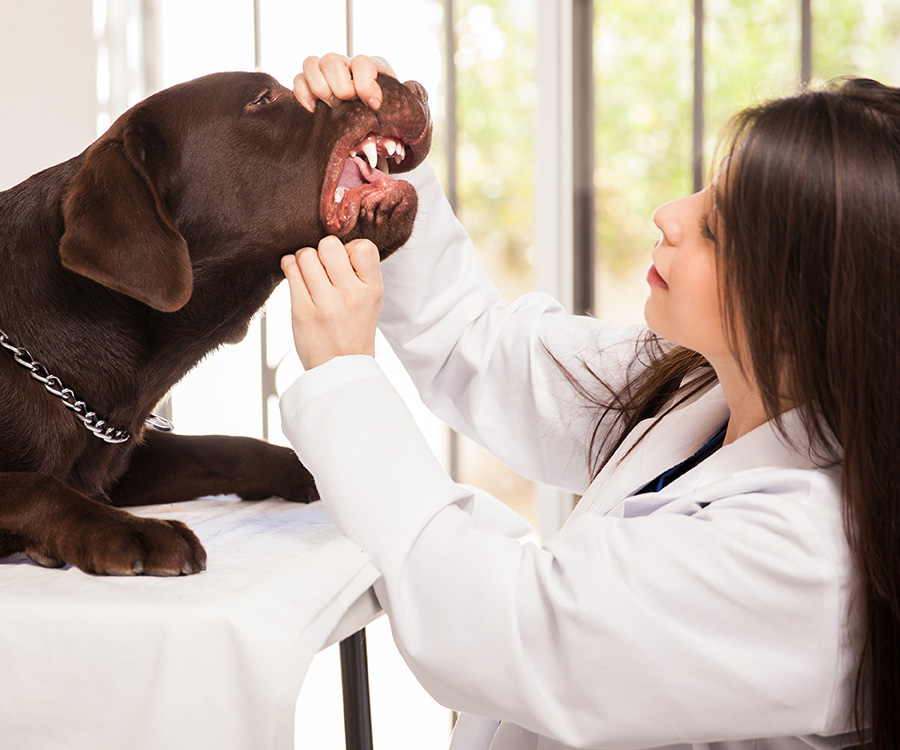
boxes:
[319,85,431,241]
[320,129,421,238]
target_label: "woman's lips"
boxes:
[646,263,669,290]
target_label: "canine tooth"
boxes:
[386,140,396,156]
[377,155,389,172]
[334,186,345,203]
[362,141,378,169]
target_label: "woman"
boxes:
[281,54,899,749]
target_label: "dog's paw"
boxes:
[52,515,208,576]
[233,444,320,504]
[283,479,320,504]
[25,550,66,568]
[270,450,320,504]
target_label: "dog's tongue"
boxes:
[331,155,396,214]
[337,160,365,190]
[326,155,399,233]
[337,155,394,190]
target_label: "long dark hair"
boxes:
[585,78,900,747]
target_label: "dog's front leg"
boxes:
[108,431,319,508]
[0,471,206,575]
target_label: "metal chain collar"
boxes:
[0,328,173,444]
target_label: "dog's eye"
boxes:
[250,91,275,107]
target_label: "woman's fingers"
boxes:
[281,236,383,370]
[282,237,382,304]
[294,53,396,113]
[318,52,358,101]
[292,65,319,112]
[296,55,344,110]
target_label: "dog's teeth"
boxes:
[362,141,378,169]
[386,140,396,156]
[394,154,403,165]
[334,186,345,204]
[377,155,389,172]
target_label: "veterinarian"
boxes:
[279,54,899,749]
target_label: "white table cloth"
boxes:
[0,496,381,750]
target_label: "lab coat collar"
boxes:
[570,382,728,519]
[568,383,835,521]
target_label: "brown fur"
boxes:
[0,71,432,575]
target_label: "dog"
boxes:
[0,71,432,576]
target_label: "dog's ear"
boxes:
[60,110,193,313]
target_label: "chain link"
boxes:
[1,328,173,444]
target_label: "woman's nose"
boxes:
[652,198,684,246]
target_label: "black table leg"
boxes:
[339,628,374,750]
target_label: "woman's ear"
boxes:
[59,109,193,313]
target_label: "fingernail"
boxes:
[368,97,381,110]
[305,96,317,112]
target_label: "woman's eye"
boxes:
[698,215,717,243]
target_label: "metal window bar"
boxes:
[254,0,278,444]
[336,8,374,745]
[801,0,812,86]
[339,2,374,742]
[333,2,375,742]
[693,0,705,193]
[573,0,595,316]
[446,0,461,482]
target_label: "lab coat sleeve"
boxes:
[377,162,644,494]
[281,358,846,749]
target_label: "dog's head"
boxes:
[58,71,432,313]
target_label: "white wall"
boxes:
[0,0,97,190]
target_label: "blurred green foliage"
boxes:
[448,0,900,313]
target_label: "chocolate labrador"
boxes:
[0,71,432,576]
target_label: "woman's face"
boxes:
[644,184,735,364]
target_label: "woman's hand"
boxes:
[293,53,396,113]
[281,236,383,370]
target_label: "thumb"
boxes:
[346,239,382,286]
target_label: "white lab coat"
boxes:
[279,163,862,749]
